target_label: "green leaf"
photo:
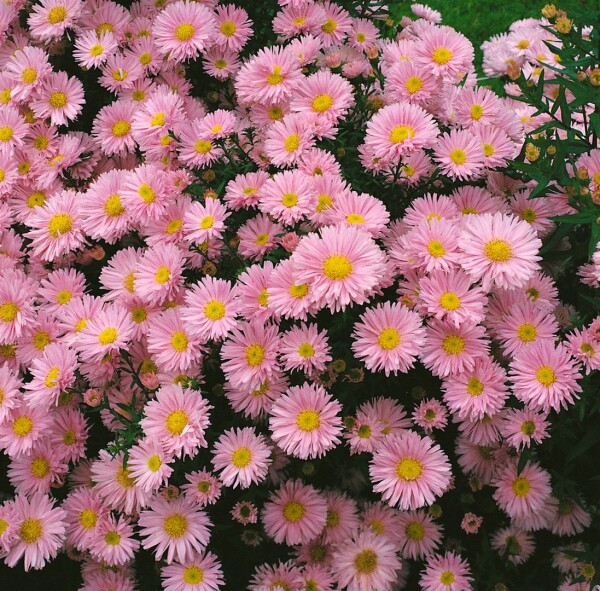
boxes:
[552,211,597,224]
[565,429,600,463]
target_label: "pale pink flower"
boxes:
[161,552,225,591]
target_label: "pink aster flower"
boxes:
[92,100,137,156]
[493,460,552,520]
[413,398,448,433]
[5,47,52,101]
[459,212,542,291]
[291,224,387,312]
[279,323,332,374]
[264,113,317,166]
[128,438,174,493]
[551,498,592,537]
[397,510,443,560]
[27,0,83,41]
[161,552,225,591]
[269,383,342,459]
[320,491,359,545]
[73,30,118,69]
[442,356,509,420]
[30,72,84,126]
[138,495,212,564]
[323,190,390,239]
[62,488,110,551]
[352,301,426,375]
[224,371,289,420]
[434,129,485,180]
[363,102,439,164]
[0,404,53,458]
[135,244,185,306]
[386,60,439,105]
[419,551,473,591]
[25,191,86,261]
[259,169,316,225]
[0,268,36,344]
[182,469,222,507]
[8,445,67,496]
[140,384,212,459]
[263,479,327,546]
[183,198,230,244]
[49,407,88,464]
[509,341,583,413]
[0,105,28,155]
[490,526,535,565]
[152,1,216,62]
[121,164,170,224]
[5,493,66,571]
[369,430,452,510]
[330,529,402,591]
[565,327,600,374]
[211,427,272,489]
[89,515,139,566]
[231,500,258,525]
[237,213,283,261]
[500,407,550,450]
[220,320,280,391]
[268,258,316,321]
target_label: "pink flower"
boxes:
[30,72,84,126]
[264,113,317,166]
[369,430,452,510]
[0,404,53,458]
[259,169,316,225]
[62,488,109,551]
[161,552,225,591]
[135,244,185,306]
[5,493,66,571]
[262,479,327,546]
[128,438,174,493]
[419,551,473,591]
[211,427,272,489]
[352,301,425,375]
[182,469,222,507]
[89,515,139,566]
[27,0,83,40]
[397,510,443,560]
[152,1,216,62]
[269,383,342,459]
[434,129,485,180]
[138,495,212,564]
[279,323,332,374]
[183,198,230,244]
[8,445,67,496]
[0,269,36,344]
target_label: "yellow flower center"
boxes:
[89,44,104,56]
[21,67,38,85]
[296,409,320,432]
[322,255,352,280]
[13,415,33,437]
[432,47,453,65]
[312,94,334,113]
[231,447,252,468]
[98,327,118,345]
[483,143,495,157]
[396,457,423,481]
[517,323,537,342]
[377,327,400,351]
[405,521,425,540]
[255,233,269,245]
[326,510,340,528]
[104,194,125,217]
[111,121,130,137]
[450,149,467,165]
[150,112,165,127]
[289,283,309,298]
[204,300,225,320]
[512,476,531,497]
[48,213,73,238]
[138,183,156,203]
[245,344,265,367]
[354,549,378,574]
[521,420,536,436]
[49,91,67,109]
[155,266,171,284]
[30,457,49,478]
[44,366,60,388]
[346,213,365,225]
[56,290,72,304]
[104,531,120,545]
[356,32,366,42]
[284,134,300,153]
[175,23,195,41]
[220,21,236,36]
[536,365,556,386]
[63,430,76,445]
[283,501,305,522]
[427,240,446,257]
[405,76,423,94]
[165,409,188,435]
[131,307,147,323]
[442,334,465,355]
[389,125,415,144]
[0,302,18,323]
[47,5,67,24]
[470,104,484,120]
[79,509,97,529]
[19,518,42,543]
[321,18,337,33]
[440,571,455,585]
[197,480,211,493]
[439,292,460,310]
[266,65,284,85]
[0,127,12,142]
[522,208,537,223]
[183,566,204,584]
[195,139,212,154]
[171,331,188,352]
[467,377,484,396]
[484,239,512,262]
[297,342,315,358]
[27,192,46,208]
[316,194,332,211]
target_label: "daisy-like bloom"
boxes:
[320,491,359,545]
[509,341,583,413]
[402,194,460,228]
[475,125,518,168]
[264,113,317,166]
[183,198,230,244]
[211,427,272,489]
[418,269,487,328]
[89,515,139,566]
[237,213,283,261]
[268,258,316,321]
[203,46,241,80]
[182,469,222,507]
[0,268,36,345]
[291,224,387,312]
[140,384,212,459]
[269,383,342,460]
[565,327,600,374]
[330,529,402,591]
[27,0,83,40]
[279,323,332,374]
[30,72,85,126]
[352,301,426,376]
[263,479,327,546]
[182,277,239,341]
[5,493,66,571]
[73,30,118,69]
[360,396,412,436]
[433,129,485,181]
[363,102,439,164]
[37,267,86,313]
[297,564,336,591]
[419,551,473,591]
[551,497,592,537]
[152,0,216,62]
[77,304,134,364]
[386,60,439,105]
[231,501,258,525]
[135,244,185,306]
[0,404,53,458]
[91,450,150,515]
[490,526,535,565]
[413,22,474,78]
[397,510,442,560]
[459,212,542,291]
[25,191,86,262]
[344,409,386,455]
[177,118,223,169]
[259,169,316,226]
[8,445,67,496]
[128,438,174,493]
[493,459,552,520]
[147,308,203,373]
[0,363,23,423]
[500,407,550,450]
[290,70,355,127]
[224,170,269,210]
[224,371,289,420]
[360,500,402,542]
[495,301,558,356]
[220,320,280,391]
[250,561,302,591]
[413,399,448,433]
[234,46,303,106]
[92,100,137,156]
[324,190,390,239]
[121,164,170,224]
[5,47,52,102]
[23,342,78,409]
[99,53,144,94]
[213,3,252,51]
[461,512,483,534]
[369,430,452,510]
[421,320,489,378]
[161,552,225,591]
[62,488,110,551]
[99,247,142,302]
[0,106,28,156]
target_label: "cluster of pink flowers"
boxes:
[0,0,597,590]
